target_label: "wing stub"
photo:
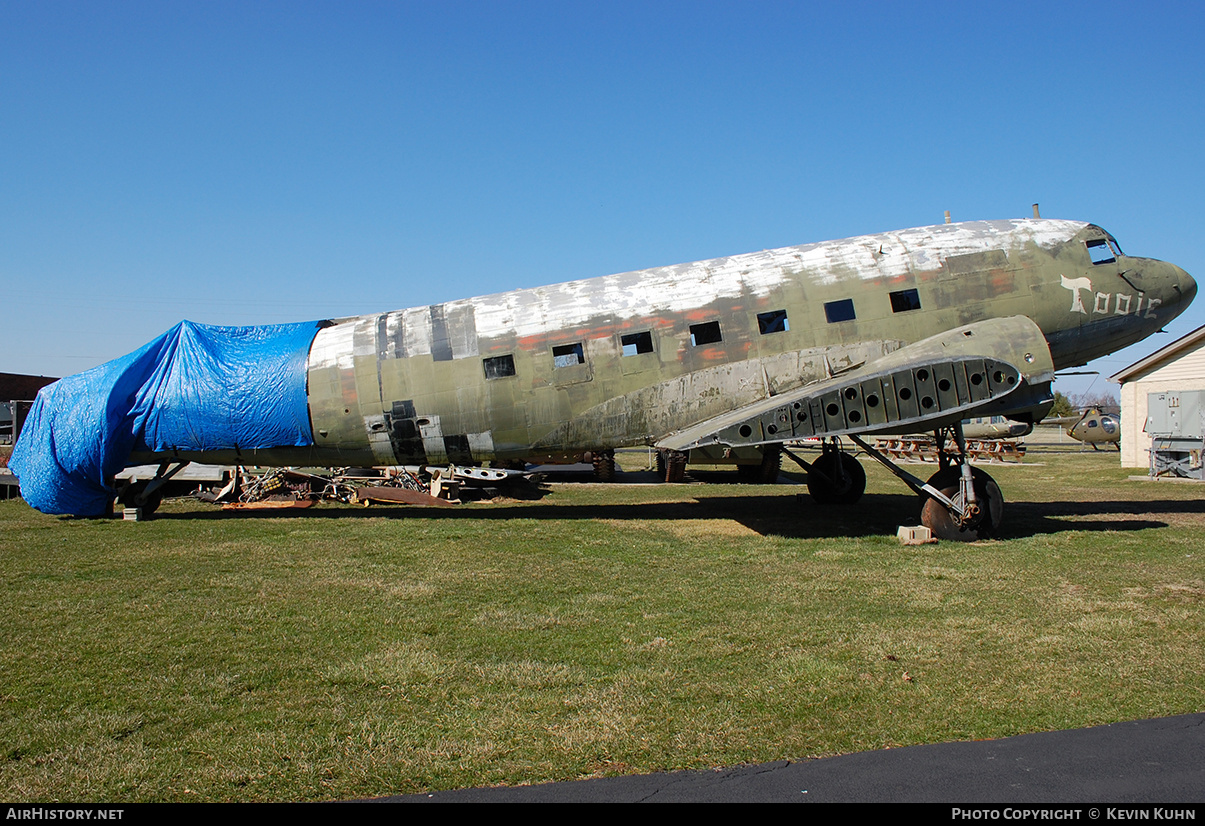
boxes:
[687,357,1022,450]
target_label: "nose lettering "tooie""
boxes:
[1060,274,1160,318]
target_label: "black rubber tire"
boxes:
[118,480,162,516]
[806,452,866,505]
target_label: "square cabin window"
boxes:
[1087,238,1116,265]
[621,331,654,356]
[552,342,585,368]
[689,321,723,347]
[824,298,856,323]
[757,309,789,334]
[889,288,922,313]
[483,354,516,379]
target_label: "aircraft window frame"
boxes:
[889,288,922,313]
[824,298,856,323]
[621,331,654,357]
[552,342,586,368]
[689,321,723,347]
[1087,239,1115,265]
[757,309,790,335]
[1107,234,1124,257]
[483,353,517,379]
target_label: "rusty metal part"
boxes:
[591,450,616,482]
[351,486,458,507]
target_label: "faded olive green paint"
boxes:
[141,219,1193,468]
[301,220,1194,467]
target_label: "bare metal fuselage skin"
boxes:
[137,219,1195,468]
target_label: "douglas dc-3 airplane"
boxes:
[11,215,1196,539]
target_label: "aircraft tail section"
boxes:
[10,320,323,516]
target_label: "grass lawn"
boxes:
[1,452,1202,801]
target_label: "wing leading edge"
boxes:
[655,316,1056,453]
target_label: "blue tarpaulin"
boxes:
[10,320,323,516]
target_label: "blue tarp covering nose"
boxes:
[10,320,323,516]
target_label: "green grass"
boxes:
[1,453,1203,800]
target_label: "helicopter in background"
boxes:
[1050,407,1121,450]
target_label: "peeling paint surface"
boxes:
[309,219,1087,368]
[292,217,1193,468]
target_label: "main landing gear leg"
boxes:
[849,427,1003,542]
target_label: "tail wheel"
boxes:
[919,467,1003,541]
[118,480,162,516]
[807,451,866,505]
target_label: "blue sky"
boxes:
[3,1,1203,401]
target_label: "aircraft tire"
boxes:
[806,452,865,505]
[919,467,1002,541]
[118,480,162,516]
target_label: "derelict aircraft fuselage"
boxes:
[134,218,1193,465]
[103,217,1200,534]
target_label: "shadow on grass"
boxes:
[138,489,1205,541]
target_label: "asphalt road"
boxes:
[388,713,1205,803]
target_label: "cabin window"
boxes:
[757,309,789,334]
[483,354,516,379]
[552,342,585,368]
[621,331,654,356]
[824,298,856,323]
[689,321,723,346]
[889,288,922,313]
[1087,239,1115,265]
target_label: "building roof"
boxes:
[0,372,58,401]
[1111,324,1205,383]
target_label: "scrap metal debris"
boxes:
[196,463,534,509]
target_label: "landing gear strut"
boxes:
[918,465,1003,541]
[850,423,1003,541]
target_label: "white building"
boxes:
[1110,325,1205,468]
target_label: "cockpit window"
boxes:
[1107,234,1124,257]
[1087,239,1115,265]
